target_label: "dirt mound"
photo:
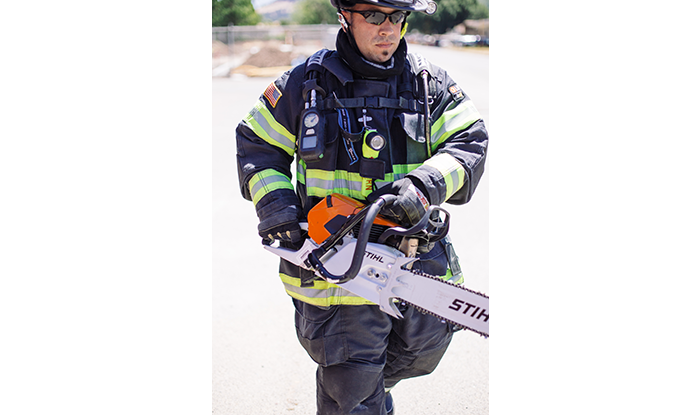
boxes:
[212,40,229,58]
[242,45,294,67]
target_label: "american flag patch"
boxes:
[263,82,282,108]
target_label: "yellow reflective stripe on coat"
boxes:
[243,100,296,156]
[445,268,465,285]
[297,160,424,199]
[423,153,467,200]
[430,99,481,152]
[280,270,461,307]
[304,168,367,199]
[299,164,390,200]
[248,169,294,206]
[390,163,422,179]
[279,273,374,307]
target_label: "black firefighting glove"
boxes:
[366,178,431,227]
[257,204,304,248]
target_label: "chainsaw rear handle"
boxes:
[307,194,397,284]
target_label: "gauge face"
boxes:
[303,112,320,128]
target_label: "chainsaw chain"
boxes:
[398,267,489,338]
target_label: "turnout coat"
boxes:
[236,48,488,307]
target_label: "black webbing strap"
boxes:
[318,96,422,112]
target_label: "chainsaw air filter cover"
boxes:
[307,193,399,244]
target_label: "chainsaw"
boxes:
[264,193,489,338]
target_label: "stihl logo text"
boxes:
[364,251,384,263]
[449,299,489,322]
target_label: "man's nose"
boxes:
[377,18,396,36]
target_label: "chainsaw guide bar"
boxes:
[264,193,489,338]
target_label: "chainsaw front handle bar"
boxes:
[377,205,450,245]
[307,195,396,284]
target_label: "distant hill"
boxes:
[256,0,299,22]
[253,0,281,8]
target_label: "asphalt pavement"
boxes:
[213,44,489,415]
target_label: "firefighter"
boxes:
[236,0,488,412]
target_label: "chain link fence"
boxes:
[213,25,338,59]
[212,24,340,76]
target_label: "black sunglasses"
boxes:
[340,8,408,25]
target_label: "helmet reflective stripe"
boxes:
[243,100,296,157]
[248,169,294,206]
[430,99,481,151]
[331,0,436,15]
[423,153,467,202]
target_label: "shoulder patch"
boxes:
[448,84,464,101]
[263,82,282,108]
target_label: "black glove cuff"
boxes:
[405,173,434,206]
[258,208,300,235]
[255,188,300,219]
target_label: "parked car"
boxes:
[421,34,438,46]
[454,34,481,47]
[438,38,453,48]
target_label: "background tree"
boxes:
[407,0,488,34]
[293,0,339,24]
[213,0,261,26]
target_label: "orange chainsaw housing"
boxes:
[307,193,399,244]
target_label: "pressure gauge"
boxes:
[298,107,325,162]
[304,112,320,128]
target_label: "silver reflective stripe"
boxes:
[244,100,296,156]
[423,153,466,200]
[430,99,481,150]
[248,169,294,205]
[305,172,365,198]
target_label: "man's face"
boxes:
[341,4,404,64]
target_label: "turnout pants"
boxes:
[293,298,454,415]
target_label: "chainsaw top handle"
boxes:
[306,195,450,284]
[306,195,396,284]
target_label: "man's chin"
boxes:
[370,49,392,63]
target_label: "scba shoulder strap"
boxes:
[302,49,331,99]
[406,52,437,156]
[407,52,437,100]
[297,49,333,163]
